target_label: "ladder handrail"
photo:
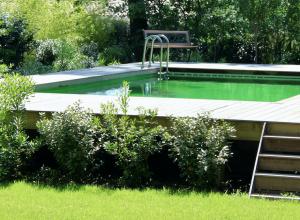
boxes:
[158,34,169,74]
[141,35,155,69]
[141,34,170,80]
[249,122,267,197]
[149,35,163,72]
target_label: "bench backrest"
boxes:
[143,30,191,44]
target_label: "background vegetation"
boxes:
[105,0,300,64]
[0,0,299,75]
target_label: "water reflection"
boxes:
[90,88,122,96]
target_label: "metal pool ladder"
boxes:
[141,34,169,80]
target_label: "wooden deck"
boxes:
[25,92,300,123]
[168,62,300,73]
[26,62,300,140]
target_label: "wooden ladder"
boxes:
[249,122,300,200]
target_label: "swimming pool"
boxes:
[36,72,300,102]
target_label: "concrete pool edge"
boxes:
[32,62,300,89]
[33,63,159,89]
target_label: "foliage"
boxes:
[1,0,299,65]
[22,39,97,74]
[0,0,129,72]
[35,39,60,66]
[0,64,9,76]
[142,0,300,64]
[1,0,86,41]
[0,14,33,67]
[169,114,235,189]
[0,73,36,181]
[37,102,96,182]
[53,40,96,71]
[0,73,34,111]
[98,46,128,65]
[80,41,99,61]
[97,81,170,186]
[19,53,53,75]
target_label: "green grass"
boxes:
[0,182,299,220]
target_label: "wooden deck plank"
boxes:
[211,102,272,119]
[168,62,300,73]
[237,104,287,121]
[260,104,300,121]
[24,92,300,124]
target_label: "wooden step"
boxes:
[251,193,300,200]
[255,173,300,192]
[263,137,300,153]
[264,135,300,140]
[266,123,300,136]
[258,154,300,172]
[250,122,300,200]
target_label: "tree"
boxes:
[0,15,33,67]
[128,0,148,61]
[239,0,286,63]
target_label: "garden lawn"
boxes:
[0,182,299,220]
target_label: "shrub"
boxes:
[53,40,96,71]
[0,63,9,76]
[99,46,128,65]
[80,41,99,61]
[0,73,36,181]
[22,39,96,74]
[20,52,53,75]
[36,39,60,66]
[97,81,170,186]
[169,114,235,189]
[0,14,33,67]
[37,102,96,182]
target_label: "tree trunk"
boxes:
[128,0,148,61]
[254,24,258,64]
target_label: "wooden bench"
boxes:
[143,30,198,61]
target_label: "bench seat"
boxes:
[143,30,198,61]
[149,43,198,49]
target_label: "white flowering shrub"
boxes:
[107,0,128,19]
[36,39,60,65]
[169,114,235,189]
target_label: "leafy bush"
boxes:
[0,64,9,76]
[97,82,170,186]
[37,102,96,182]
[0,73,36,181]
[169,114,235,189]
[53,40,94,71]
[20,52,53,75]
[36,39,60,66]
[98,46,128,65]
[80,42,99,61]
[0,14,33,67]
[21,39,97,74]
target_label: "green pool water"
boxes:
[37,73,300,102]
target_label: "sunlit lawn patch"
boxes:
[0,182,299,220]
